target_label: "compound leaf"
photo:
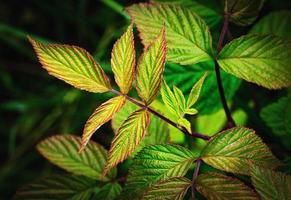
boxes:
[201,127,280,175]
[105,109,150,173]
[37,135,116,181]
[127,3,213,65]
[123,144,197,199]
[80,96,126,151]
[136,27,167,104]
[218,34,291,89]
[143,177,191,200]
[196,172,259,200]
[14,174,99,200]
[28,37,111,93]
[251,165,291,200]
[111,24,136,94]
[223,0,265,26]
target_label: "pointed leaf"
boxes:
[143,177,191,200]
[136,27,167,104]
[14,174,99,200]
[196,172,259,200]
[201,127,281,175]
[127,3,213,65]
[218,34,291,89]
[111,24,136,94]
[105,109,150,173]
[251,165,291,200]
[187,72,207,108]
[29,37,111,93]
[173,86,186,111]
[178,118,191,133]
[161,80,180,117]
[250,10,291,41]
[37,135,116,181]
[123,144,197,199]
[223,0,265,26]
[80,96,126,151]
[184,108,198,115]
[165,62,241,114]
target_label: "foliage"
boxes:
[1,0,291,199]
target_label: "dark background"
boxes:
[1,0,291,199]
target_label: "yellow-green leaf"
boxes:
[217,34,291,89]
[28,37,111,93]
[251,165,291,200]
[196,172,259,200]
[127,3,213,65]
[105,109,150,174]
[178,118,191,133]
[136,27,167,104]
[37,135,116,181]
[143,177,191,200]
[187,72,207,108]
[161,80,180,117]
[200,127,281,175]
[80,96,126,151]
[173,86,186,111]
[111,24,136,94]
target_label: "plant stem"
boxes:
[100,0,130,20]
[191,159,201,199]
[215,14,235,128]
[111,89,210,141]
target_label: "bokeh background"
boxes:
[1,0,291,199]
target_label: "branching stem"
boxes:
[191,159,201,199]
[215,14,236,128]
[111,89,210,141]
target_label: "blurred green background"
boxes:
[1,0,291,199]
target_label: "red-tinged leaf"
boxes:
[104,109,150,174]
[28,37,111,93]
[136,27,167,105]
[111,24,136,94]
[80,96,126,151]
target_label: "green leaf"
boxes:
[111,24,136,94]
[173,86,186,111]
[127,3,213,65]
[223,0,265,26]
[14,174,99,200]
[251,165,291,200]
[200,127,280,175]
[196,172,259,200]
[28,37,111,93]
[93,183,122,200]
[250,10,291,41]
[80,96,126,151]
[152,0,222,27]
[105,109,150,173]
[261,95,291,149]
[37,135,116,181]
[184,108,198,115]
[218,34,291,89]
[143,177,191,200]
[136,27,167,104]
[177,118,191,133]
[122,144,197,199]
[161,80,180,117]
[187,72,207,108]
[164,62,241,114]
[111,101,170,153]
